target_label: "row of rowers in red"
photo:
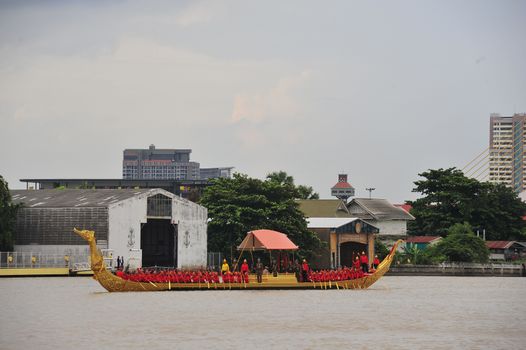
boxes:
[116,269,226,284]
[115,267,376,284]
[308,267,374,282]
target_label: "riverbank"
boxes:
[387,263,525,277]
[0,268,93,277]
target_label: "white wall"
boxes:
[107,189,207,269]
[108,195,147,269]
[172,196,208,269]
[368,220,408,236]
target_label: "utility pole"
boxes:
[365,188,375,199]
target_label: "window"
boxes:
[147,194,172,217]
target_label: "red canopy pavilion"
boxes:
[237,229,299,272]
[237,229,299,251]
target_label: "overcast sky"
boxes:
[1,0,525,202]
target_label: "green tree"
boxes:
[429,223,489,263]
[266,171,319,199]
[200,173,322,259]
[402,243,438,265]
[408,168,526,240]
[374,239,389,260]
[0,176,20,251]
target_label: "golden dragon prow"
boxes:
[74,228,402,292]
[73,228,160,292]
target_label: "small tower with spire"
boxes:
[331,174,355,203]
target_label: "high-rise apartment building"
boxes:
[489,113,526,192]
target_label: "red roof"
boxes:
[332,182,353,189]
[395,204,412,213]
[405,236,441,244]
[142,160,172,163]
[237,229,299,251]
[485,241,514,249]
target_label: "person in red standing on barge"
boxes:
[373,255,380,269]
[360,251,369,273]
[240,259,250,283]
[301,259,310,282]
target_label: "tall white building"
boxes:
[489,113,526,192]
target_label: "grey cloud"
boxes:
[1,0,525,202]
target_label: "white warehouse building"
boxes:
[11,188,207,269]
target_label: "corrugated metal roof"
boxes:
[297,199,360,218]
[10,189,155,208]
[351,198,415,220]
[307,217,359,228]
[485,241,515,249]
[298,198,414,221]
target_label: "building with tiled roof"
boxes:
[298,197,414,237]
[297,173,416,268]
[485,241,526,260]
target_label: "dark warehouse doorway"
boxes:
[141,219,177,267]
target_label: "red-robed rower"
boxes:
[373,255,380,269]
[353,256,361,270]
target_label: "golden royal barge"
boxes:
[74,228,401,292]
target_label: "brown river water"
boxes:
[1,276,525,349]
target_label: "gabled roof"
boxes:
[350,198,415,221]
[307,217,379,231]
[297,199,354,218]
[406,236,441,244]
[11,189,159,208]
[485,241,516,249]
[237,229,299,251]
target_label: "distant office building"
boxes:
[123,145,200,180]
[122,144,233,181]
[199,167,234,180]
[489,113,526,192]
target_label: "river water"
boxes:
[1,276,525,349]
